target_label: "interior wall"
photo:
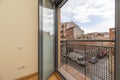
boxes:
[0,0,38,80]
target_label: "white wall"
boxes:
[0,0,38,80]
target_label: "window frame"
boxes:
[54,7,66,80]
[38,0,43,79]
[115,0,120,80]
[55,0,119,80]
[38,0,66,80]
[38,0,120,80]
[38,0,56,80]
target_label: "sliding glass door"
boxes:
[39,0,55,80]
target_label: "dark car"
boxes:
[88,57,98,64]
[97,53,104,58]
[97,50,107,58]
[102,51,107,56]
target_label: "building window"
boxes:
[62,25,64,28]
[61,30,63,33]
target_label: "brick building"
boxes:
[66,27,74,39]
[79,32,109,40]
[109,28,115,75]
[60,22,84,40]
[109,28,115,40]
[60,23,67,40]
[109,28,115,46]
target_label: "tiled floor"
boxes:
[59,64,91,80]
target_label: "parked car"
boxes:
[68,52,78,61]
[97,50,107,58]
[102,51,107,56]
[61,52,67,57]
[76,57,86,67]
[88,57,98,64]
[97,53,104,58]
[68,52,85,63]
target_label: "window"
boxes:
[39,0,55,80]
[62,25,64,28]
[38,0,120,80]
[57,0,115,80]
[61,30,63,33]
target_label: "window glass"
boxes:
[58,0,115,80]
[40,0,55,80]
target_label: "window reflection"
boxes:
[42,0,55,80]
[43,7,54,35]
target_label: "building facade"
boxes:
[109,28,115,40]
[60,22,84,40]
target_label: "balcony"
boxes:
[59,40,115,80]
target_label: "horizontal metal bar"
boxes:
[60,39,115,42]
[66,44,115,48]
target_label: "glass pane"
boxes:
[42,0,55,80]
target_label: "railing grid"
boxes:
[60,40,115,80]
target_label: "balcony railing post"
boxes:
[66,40,67,65]
[84,45,87,80]
[65,41,67,64]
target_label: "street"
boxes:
[61,55,114,80]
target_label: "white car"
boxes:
[68,52,85,65]
[76,57,86,66]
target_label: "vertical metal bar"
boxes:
[94,47,97,80]
[108,47,111,80]
[105,47,108,80]
[110,48,113,80]
[73,40,75,76]
[84,45,87,80]
[115,0,120,79]
[103,47,105,80]
[55,7,58,70]
[38,0,43,80]
[114,47,115,80]
[65,40,67,65]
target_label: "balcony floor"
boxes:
[58,64,91,80]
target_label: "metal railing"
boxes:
[60,40,115,80]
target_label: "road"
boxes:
[61,55,114,80]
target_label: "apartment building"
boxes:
[109,28,115,40]
[109,28,115,75]
[60,22,84,39]
[79,32,109,40]
[109,28,115,46]
[60,23,67,40]
[66,27,74,39]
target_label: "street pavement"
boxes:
[61,55,114,80]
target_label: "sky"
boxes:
[43,7,54,35]
[61,0,115,34]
